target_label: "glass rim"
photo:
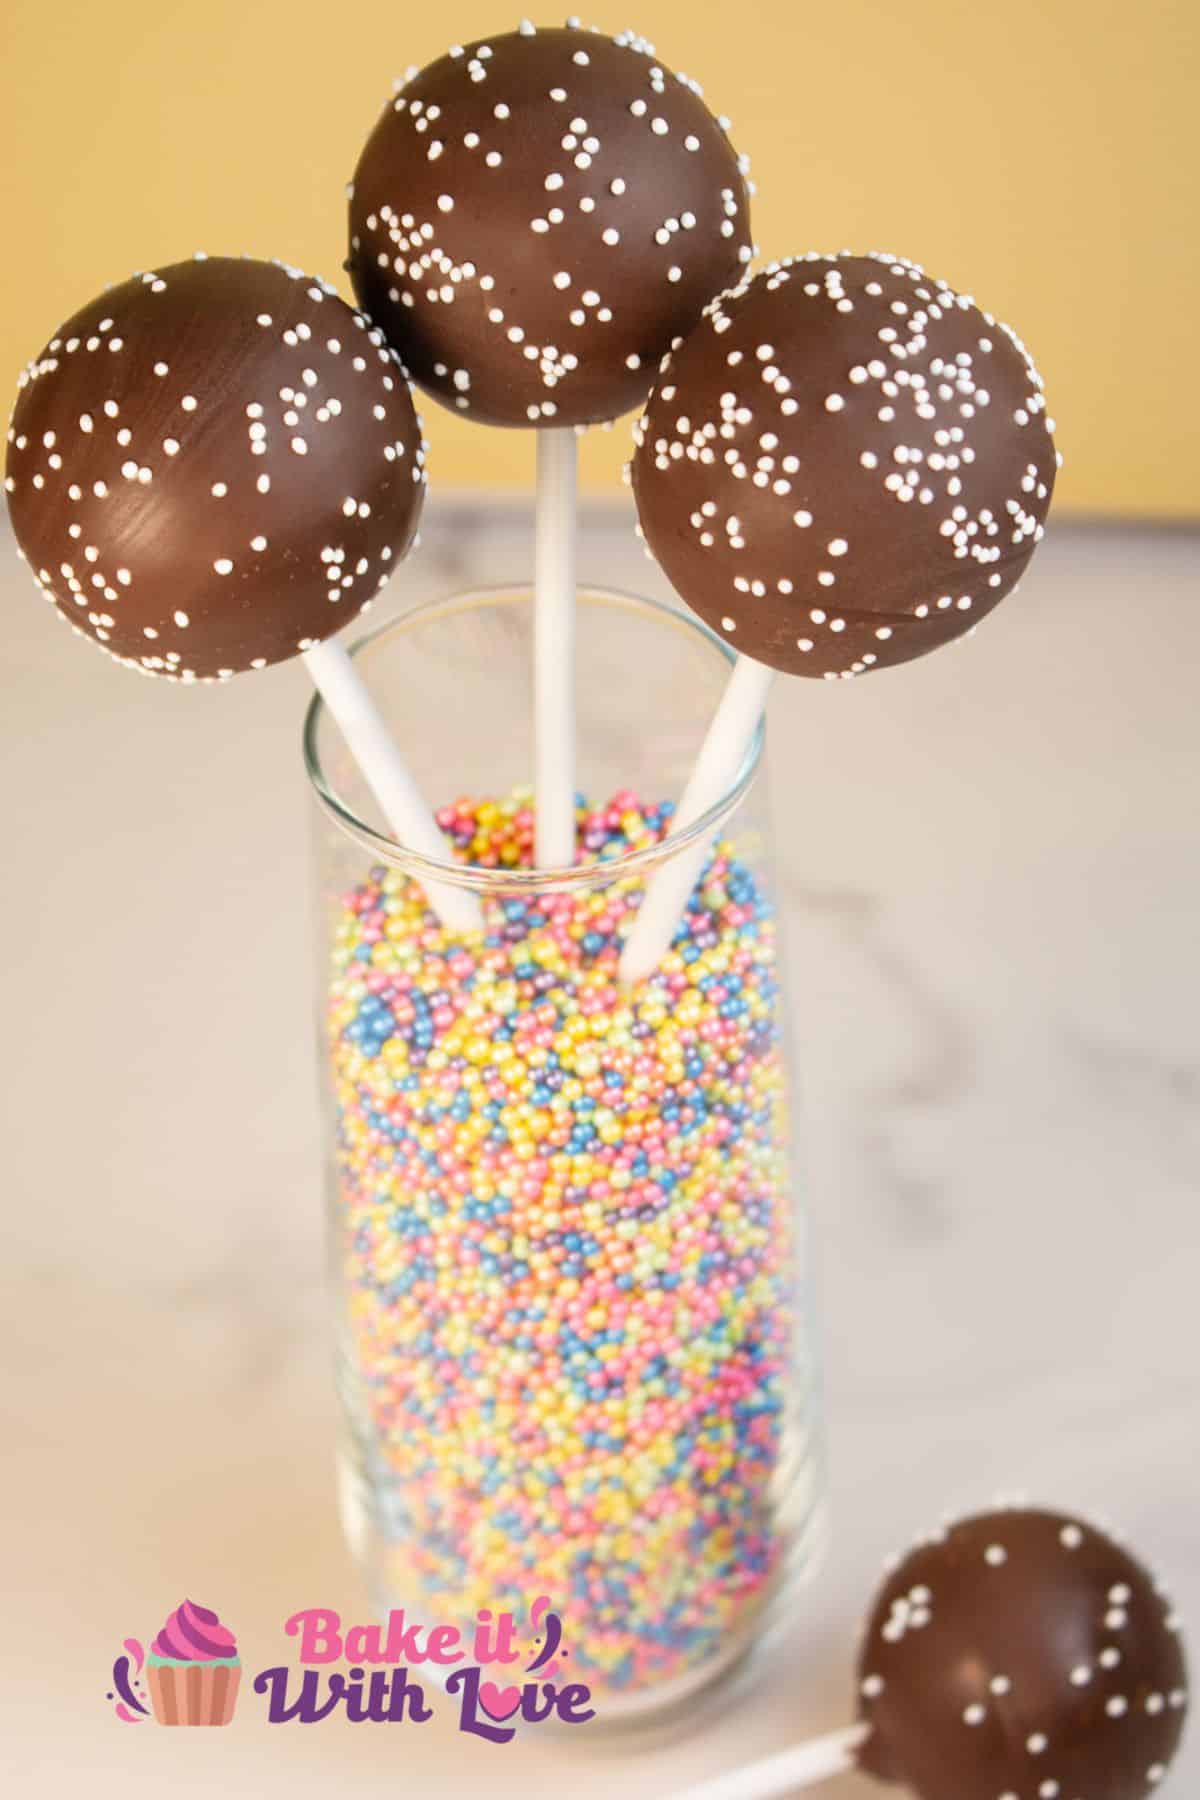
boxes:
[301,583,765,893]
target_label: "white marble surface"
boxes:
[1,506,1197,1793]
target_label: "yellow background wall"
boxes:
[2,1,1196,515]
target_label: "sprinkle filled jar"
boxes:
[304,586,826,1724]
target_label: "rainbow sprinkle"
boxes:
[328,791,806,1695]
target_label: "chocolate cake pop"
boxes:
[5,256,426,681]
[670,1506,1188,1800]
[857,1507,1188,1800]
[347,22,753,428]
[632,251,1058,679]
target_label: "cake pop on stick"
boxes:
[4,253,480,934]
[669,1506,1188,1800]
[619,251,1058,983]
[346,20,754,864]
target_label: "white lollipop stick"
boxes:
[667,1723,868,1800]
[303,639,481,935]
[619,653,773,984]
[534,428,578,867]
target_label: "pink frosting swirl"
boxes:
[150,1600,237,1661]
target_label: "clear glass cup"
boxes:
[304,586,826,1728]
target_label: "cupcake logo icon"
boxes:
[107,1601,241,1726]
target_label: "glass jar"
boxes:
[304,585,826,1727]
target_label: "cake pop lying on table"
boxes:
[670,1506,1188,1800]
[347,18,754,863]
[5,253,478,930]
[620,251,1059,980]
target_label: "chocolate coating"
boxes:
[632,252,1058,679]
[348,23,752,428]
[856,1508,1188,1800]
[5,257,425,681]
